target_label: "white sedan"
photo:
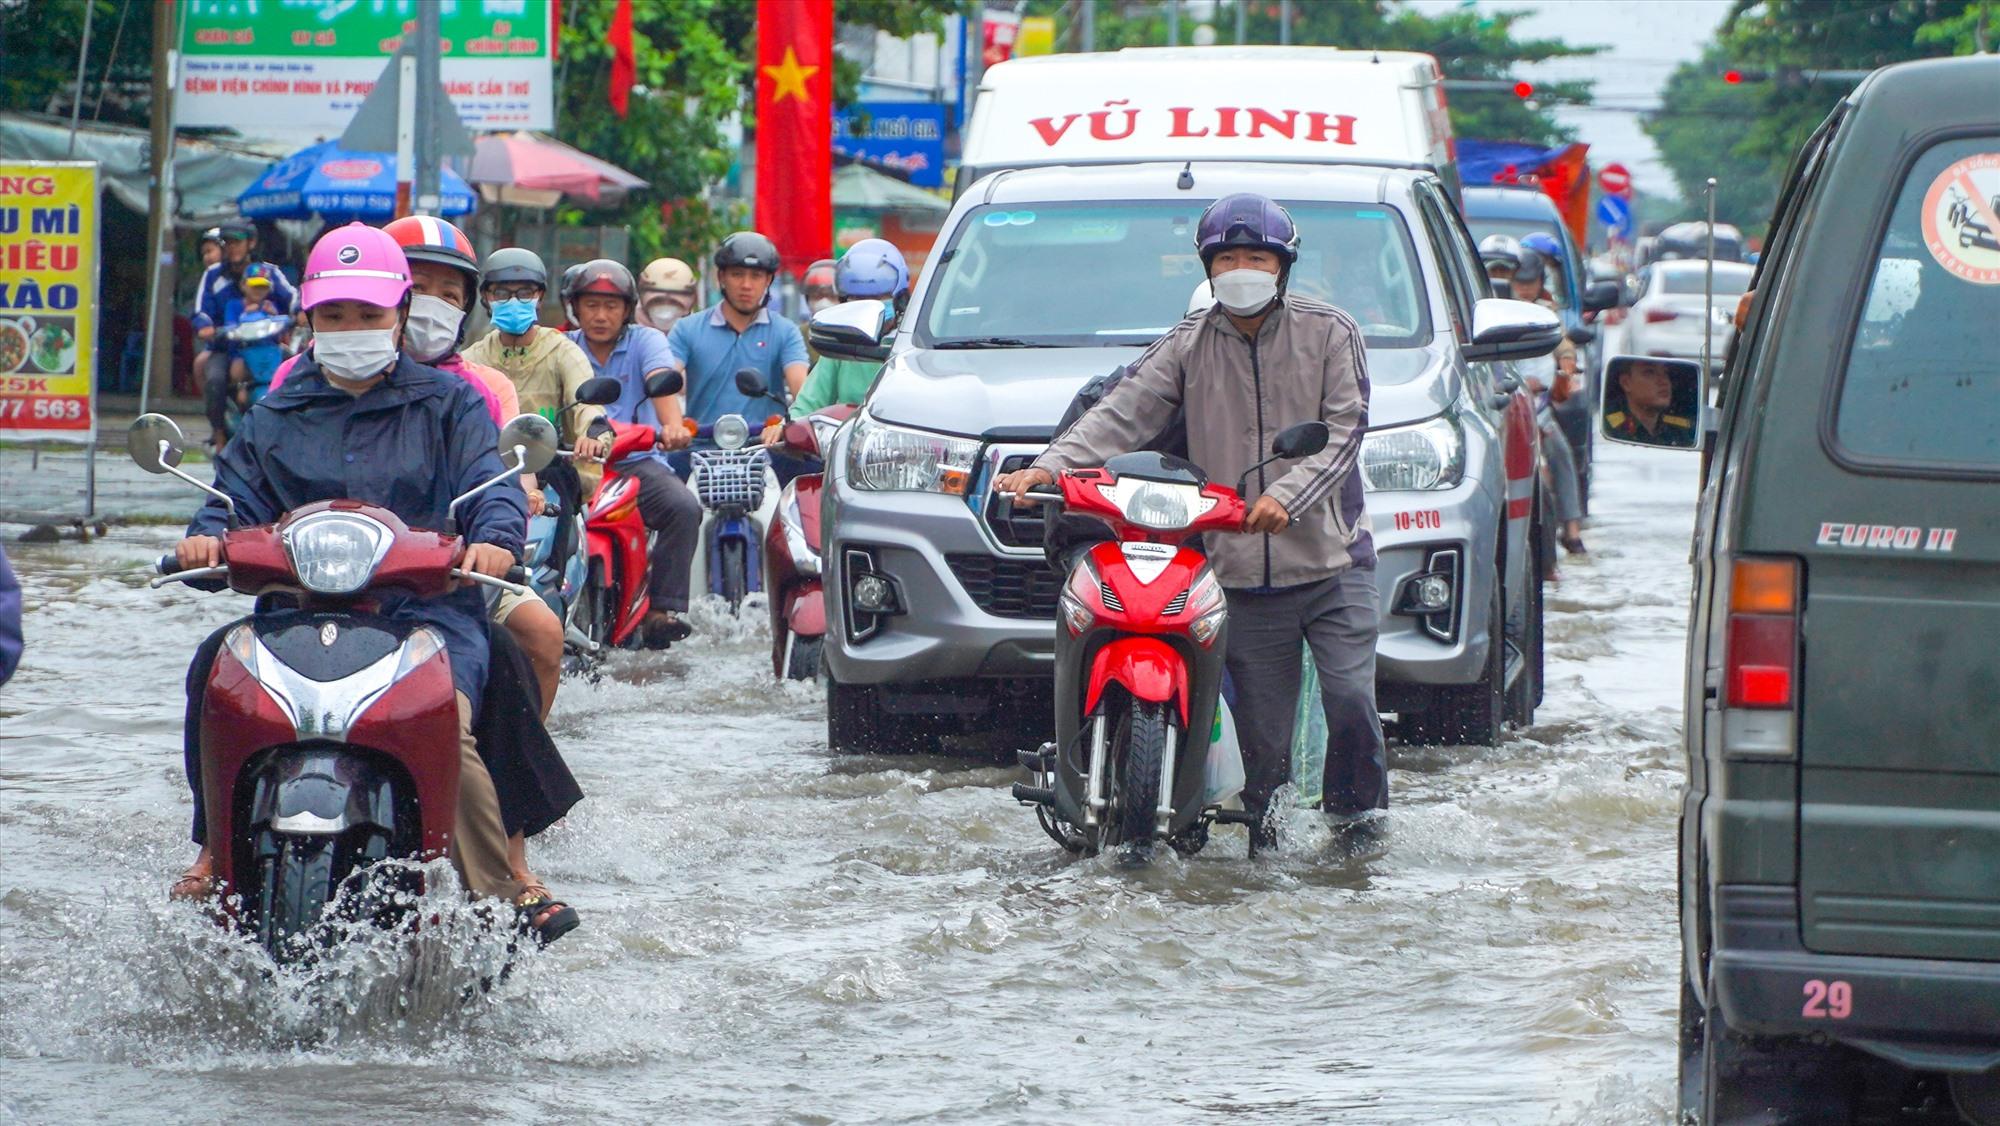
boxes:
[1624,259,1754,365]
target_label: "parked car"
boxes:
[1624,259,1753,366]
[1641,54,2000,1124]
[816,161,1559,755]
[1463,185,1621,514]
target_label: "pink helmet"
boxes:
[301,221,412,311]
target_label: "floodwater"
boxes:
[1,442,1699,1124]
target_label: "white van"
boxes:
[958,46,1458,198]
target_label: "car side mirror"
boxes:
[644,369,684,398]
[734,367,769,399]
[1599,354,1702,450]
[127,413,187,473]
[1582,279,1621,312]
[575,376,622,406]
[1271,420,1330,460]
[498,413,559,474]
[1464,298,1564,362]
[809,299,893,362]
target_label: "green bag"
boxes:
[1289,640,1326,808]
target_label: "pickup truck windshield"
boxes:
[919,200,1428,350]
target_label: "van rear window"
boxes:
[1834,137,2000,468]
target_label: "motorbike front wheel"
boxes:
[719,539,748,612]
[1113,701,1169,847]
[256,833,338,963]
[784,635,822,681]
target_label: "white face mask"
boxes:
[314,328,400,384]
[404,293,466,362]
[1210,268,1280,316]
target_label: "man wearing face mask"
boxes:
[197,220,298,450]
[996,192,1384,849]
[169,223,580,942]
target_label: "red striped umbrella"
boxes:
[468,132,647,206]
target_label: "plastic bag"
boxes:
[1203,695,1247,806]
[1289,639,1327,808]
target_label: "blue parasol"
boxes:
[236,139,476,220]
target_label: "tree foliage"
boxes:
[1645,0,1985,233]
[1022,0,1598,146]
[0,0,159,129]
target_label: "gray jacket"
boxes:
[1034,294,1372,590]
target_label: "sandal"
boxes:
[513,877,580,947]
[170,853,219,901]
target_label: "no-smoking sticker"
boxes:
[1921,152,2000,285]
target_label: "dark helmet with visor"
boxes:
[714,231,782,274]
[1194,193,1300,267]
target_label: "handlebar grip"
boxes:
[587,418,613,440]
[505,564,529,585]
[158,553,180,575]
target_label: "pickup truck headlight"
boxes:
[1361,415,1465,492]
[846,415,980,496]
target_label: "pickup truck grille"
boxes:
[945,554,1062,619]
[981,453,1047,549]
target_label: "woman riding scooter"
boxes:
[170,223,579,945]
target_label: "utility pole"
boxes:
[65,0,95,156]
[1081,0,1095,52]
[412,3,443,214]
[1166,0,1179,46]
[1278,0,1291,45]
[1235,0,1246,44]
[139,0,176,414]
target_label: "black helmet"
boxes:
[1194,193,1300,267]
[482,247,548,290]
[561,258,638,325]
[714,231,781,274]
[1513,245,1547,285]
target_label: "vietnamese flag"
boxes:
[755,0,833,273]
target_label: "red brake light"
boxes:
[1724,558,1799,710]
[1644,308,1680,323]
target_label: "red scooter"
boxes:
[1013,422,1329,857]
[762,402,857,680]
[128,411,554,961]
[579,371,680,650]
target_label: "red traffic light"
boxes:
[1513,81,1534,98]
[1724,69,1743,84]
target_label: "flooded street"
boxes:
[1,442,1698,1124]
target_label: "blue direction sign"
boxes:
[1595,194,1633,237]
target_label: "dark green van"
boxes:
[1605,55,2000,1124]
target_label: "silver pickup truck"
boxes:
[818,161,1557,752]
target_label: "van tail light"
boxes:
[1725,557,1799,709]
[1644,308,1680,323]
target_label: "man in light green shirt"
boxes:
[762,238,909,445]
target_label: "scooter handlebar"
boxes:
[450,567,534,598]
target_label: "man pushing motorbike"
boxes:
[997,192,1386,848]
[171,223,579,944]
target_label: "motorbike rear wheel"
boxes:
[1113,701,1169,847]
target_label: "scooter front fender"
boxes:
[786,585,825,637]
[1085,636,1189,725]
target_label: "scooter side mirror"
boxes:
[498,413,559,474]
[734,367,769,399]
[1270,420,1330,460]
[127,413,187,473]
[575,376,622,406]
[644,369,684,398]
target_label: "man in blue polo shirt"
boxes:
[562,258,704,646]
[195,220,298,449]
[663,231,810,479]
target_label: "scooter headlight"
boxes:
[1100,477,1214,531]
[713,414,751,451]
[282,511,393,595]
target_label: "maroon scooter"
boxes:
[763,403,857,679]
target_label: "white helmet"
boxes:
[637,257,698,331]
[1187,279,1216,317]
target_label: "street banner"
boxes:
[0,162,97,444]
[178,0,555,135]
[756,0,835,273]
[833,103,948,188]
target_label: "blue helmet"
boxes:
[835,238,910,301]
[1520,231,1563,261]
[1195,192,1299,266]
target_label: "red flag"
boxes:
[755,0,833,273]
[608,0,635,118]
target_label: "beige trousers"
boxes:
[451,692,524,902]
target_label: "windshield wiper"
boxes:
[930,336,1046,349]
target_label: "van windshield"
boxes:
[918,200,1429,351]
[1834,137,2000,468]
